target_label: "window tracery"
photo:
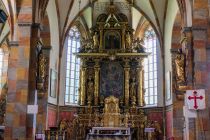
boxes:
[65,26,81,105]
[144,29,158,106]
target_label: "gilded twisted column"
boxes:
[122,24,126,51]
[124,59,130,106]
[137,59,144,107]
[80,59,87,106]
[94,59,100,106]
[99,24,103,52]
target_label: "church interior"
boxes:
[0,0,209,139]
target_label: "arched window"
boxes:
[65,27,80,105]
[144,29,158,106]
[0,49,4,84]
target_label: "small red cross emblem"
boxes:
[188,91,203,109]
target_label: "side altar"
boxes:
[71,2,150,140]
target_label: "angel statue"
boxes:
[133,37,145,53]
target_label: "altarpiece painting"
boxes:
[100,62,124,98]
[104,31,121,49]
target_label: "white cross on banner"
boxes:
[186,89,206,110]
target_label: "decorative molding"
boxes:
[31,23,41,29]
[182,26,192,32]
[192,26,208,31]
[166,105,173,111]
[144,107,163,112]
[8,41,19,47]
[48,102,58,110]
[17,22,32,27]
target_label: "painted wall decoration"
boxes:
[100,61,124,97]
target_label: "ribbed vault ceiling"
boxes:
[55,0,179,44]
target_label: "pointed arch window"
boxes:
[65,27,80,105]
[0,49,3,79]
[144,29,158,106]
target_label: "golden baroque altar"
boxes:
[71,1,150,140]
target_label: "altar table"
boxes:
[86,127,131,140]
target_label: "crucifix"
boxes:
[188,91,204,109]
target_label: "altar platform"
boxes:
[86,127,131,140]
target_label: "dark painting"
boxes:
[104,31,121,49]
[100,62,124,97]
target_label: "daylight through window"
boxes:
[65,27,80,105]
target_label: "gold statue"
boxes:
[124,112,130,127]
[87,77,94,104]
[130,78,136,99]
[126,32,132,48]
[131,96,136,107]
[93,32,99,49]
[154,121,162,139]
[38,51,46,79]
[59,119,67,131]
[175,49,185,84]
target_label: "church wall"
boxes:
[59,39,68,106]
[157,40,164,107]
[146,108,163,124]
[46,0,60,105]
[59,106,77,122]
[164,0,179,76]
[189,0,210,139]
[166,107,173,139]
[164,3,180,139]
[47,104,57,128]
[145,107,163,139]
[170,11,183,140]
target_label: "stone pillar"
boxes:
[137,59,144,107]
[124,59,130,106]
[94,59,100,106]
[5,24,33,139]
[80,60,87,106]
[192,1,209,139]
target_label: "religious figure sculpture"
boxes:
[126,32,132,49]
[131,96,136,108]
[124,112,130,127]
[174,49,185,84]
[36,42,47,92]
[133,37,145,53]
[79,37,95,53]
[93,32,99,49]
[79,37,86,52]
[87,77,94,105]
[154,121,162,140]
[130,78,136,99]
[59,119,67,131]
